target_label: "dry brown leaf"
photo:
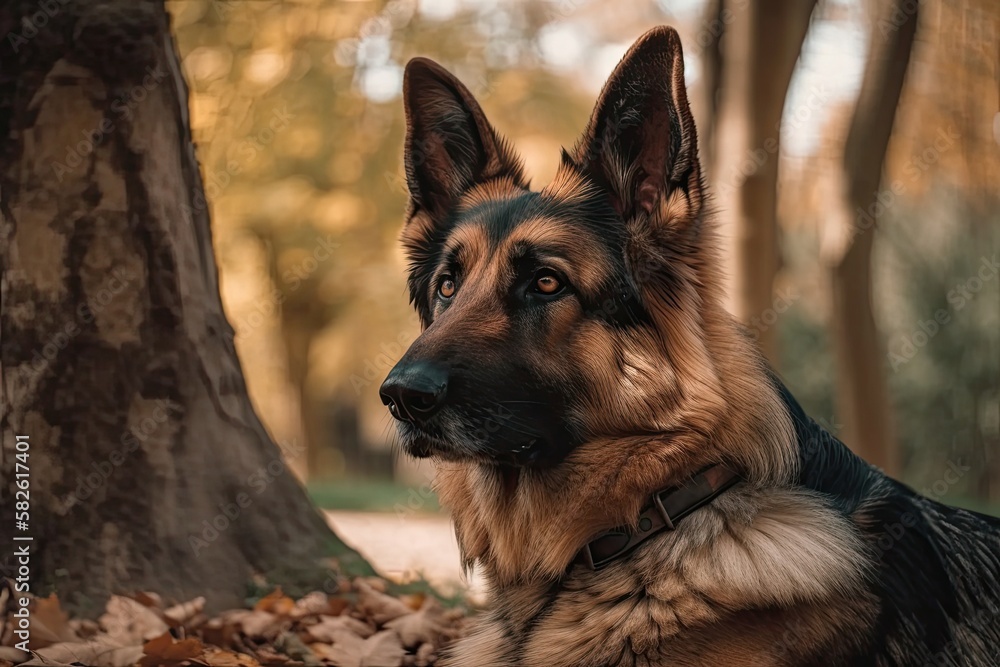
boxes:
[133,592,163,609]
[254,589,295,617]
[291,592,328,618]
[21,637,145,667]
[383,599,447,649]
[304,614,373,643]
[2,580,462,667]
[396,594,426,612]
[140,632,205,666]
[359,579,387,594]
[0,647,29,663]
[316,630,404,667]
[354,581,410,625]
[27,595,80,649]
[198,617,230,649]
[163,597,206,626]
[327,598,351,617]
[414,642,436,667]
[225,609,282,639]
[201,646,262,666]
[253,645,295,666]
[69,618,101,639]
[100,595,170,644]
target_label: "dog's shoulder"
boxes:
[777,377,1000,665]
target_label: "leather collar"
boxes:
[576,464,740,570]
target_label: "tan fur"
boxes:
[442,487,876,667]
[460,176,527,211]
[540,165,598,206]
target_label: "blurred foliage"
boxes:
[777,0,999,503]
[168,0,998,505]
[167,0,603,481]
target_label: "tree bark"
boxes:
[0,0,370,616]
[713,0,815,362]
[823,0,918,475]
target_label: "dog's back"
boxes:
[786,383,1000,665]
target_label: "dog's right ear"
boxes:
[402,58,525,221]
[570,27,701,227]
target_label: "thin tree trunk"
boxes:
[714,0,815,363]
[696,0,724,178]
[825,0,918,475]
[0,0,370,616]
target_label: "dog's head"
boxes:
[381,27,718,469]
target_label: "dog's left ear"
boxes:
[402,58,526,221]
[571,26,701,223]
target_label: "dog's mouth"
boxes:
[500,437,546,466]
[400,425,549,467]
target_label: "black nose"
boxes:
[379,362,449,424]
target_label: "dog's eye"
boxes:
[439,276,456,299]
[533,270,564,296]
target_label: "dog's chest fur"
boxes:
[442,487,878,667]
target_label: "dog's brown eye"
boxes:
[439,276,456,299]
[534,272,563,295]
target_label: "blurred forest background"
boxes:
[165,0,999,512]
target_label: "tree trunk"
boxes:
[695,0,724,179]
[823,0,918,475]
[0,0,370,616]
[713,0,815,362]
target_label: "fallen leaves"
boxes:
[313,630,404,667]
[0,580,465,667]
[139,634,206,667]
[26,595,79,648]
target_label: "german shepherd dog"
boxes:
[380,26,1000,666]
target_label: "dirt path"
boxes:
[325,510,485,602]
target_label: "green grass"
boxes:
[307,479,1000,518]
[307,478,441,513]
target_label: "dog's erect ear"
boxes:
[403,58,525,220]
[571,27,700,222]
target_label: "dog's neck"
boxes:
[435,320,799,587]
[436,438,712,586]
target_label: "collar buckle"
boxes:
[652,492,675,531]
[574,464,740,572]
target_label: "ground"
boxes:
[325,511,485,604]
